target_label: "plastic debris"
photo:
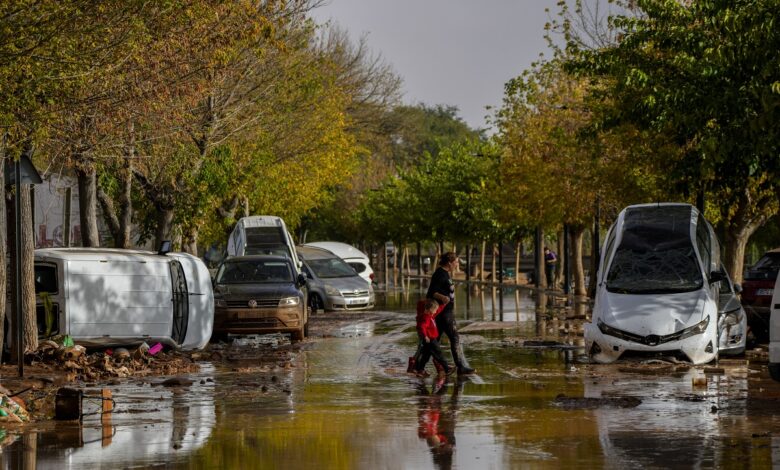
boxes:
[148,343,163,355]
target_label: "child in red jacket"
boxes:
[414,299,454,376]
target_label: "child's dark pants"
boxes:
[415,338,449,373]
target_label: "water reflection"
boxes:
[374,277,559,324]
[416,378,461,470]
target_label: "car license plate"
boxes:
[347,297,368,305]
[756,288,774,296]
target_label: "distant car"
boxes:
[212,255,309,341]
[303,241,374,284]
[297,245,374,312]
[741,248,780,343]
[768,271,780,381]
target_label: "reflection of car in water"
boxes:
[297,246,374,312]
[3,365,217,467]
[585,203,746,365]
[33,248,213,350]
[741,248,780,343]
[584,368,734,469]
[212,255,309,341]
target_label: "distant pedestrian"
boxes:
[544,247,557,287]
[427,252,475,375]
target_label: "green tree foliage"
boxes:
[564,0,780,280]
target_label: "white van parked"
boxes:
[33,247,214,350]
[584,203,746,365]
[303,241,374,284]
[768,273,780,381]
[226,215,301,268]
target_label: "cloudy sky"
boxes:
[311,1,559,131]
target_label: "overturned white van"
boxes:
[33,248,213,350]
[226,216,301,268]
[585,203,746,365]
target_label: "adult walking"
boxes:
[427,252,475,375]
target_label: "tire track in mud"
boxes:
[356,314,417,374]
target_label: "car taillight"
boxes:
[369,273,375,281]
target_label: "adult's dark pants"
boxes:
[435,307,471,370]
[415,339,449,372]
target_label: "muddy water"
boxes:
[4,283,780,469]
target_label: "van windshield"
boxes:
[217,260,293,284]
[244,227,291,258]
[306,258,357,279]
[606,206,703,294]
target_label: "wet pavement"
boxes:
[3,280,780,469]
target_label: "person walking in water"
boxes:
[427,252,476,375]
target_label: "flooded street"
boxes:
[4,281,780,469]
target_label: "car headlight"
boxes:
[679,316,710,340]
[324,284,341,296]
[215,298,227,308]
[279,296,300,307]
[721,309,742,326]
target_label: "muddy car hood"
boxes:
[215,283,301,299]
[598,289,706,336]
[321,275,371,293]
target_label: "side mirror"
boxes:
[734,283,742,294]
[709,270,727,284]
[297,273,307,286]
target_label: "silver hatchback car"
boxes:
[297,246,374,312]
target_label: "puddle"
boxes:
[3,283,780,468]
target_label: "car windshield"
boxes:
[606,206,703,294]
[745,253,780,280]
[216,260,292,284]
[306,258,357,278]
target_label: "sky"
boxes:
[311,0,559,131]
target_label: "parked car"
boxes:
[226,215,302,268]
[741,248,780,343]
[33,247,213,350]
[212,255,309,341]
[768,271,780,381]
[296,246,374,312]
[584,203,746,365]
[303,241,374,284]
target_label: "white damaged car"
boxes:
[585,203,746,365]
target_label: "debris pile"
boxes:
[28,339,198,381]
[0,393,29,423]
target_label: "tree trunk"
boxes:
[155,207,175,248]
[77,166,100,247]
[8,185,38,360]
[183,225,198,255]
[491,243,497,282]
[0,159,6,355]
[20,186,37,354]
[725,224,760,283]
[556,230,565,286]
[515,240,522,284]
[571,226,586,296]
[479,240,486,281]
[117,157,133,248]
[536,228,546,289]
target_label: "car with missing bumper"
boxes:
[212,255,309,341]
[585,203,746,365]
[296,245,374,312]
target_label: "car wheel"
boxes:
[291,327,305,342]
[309,293,323,313]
